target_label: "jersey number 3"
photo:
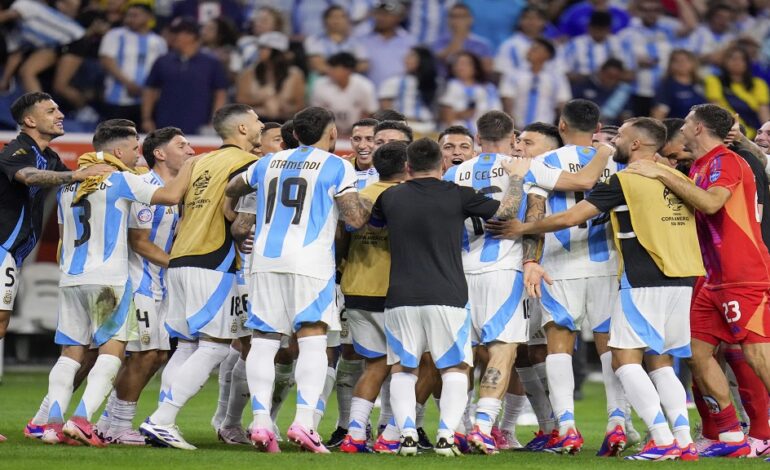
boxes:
[265,177,308,225]
[72,199,92,247]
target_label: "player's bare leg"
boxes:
[342,355,390,452]
[469,341,517,454]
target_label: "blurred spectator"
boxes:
[310,52,377,134]
[463,0,526,50]
[379,46,438,133]
[651,49,705,120]
[304,5,368,76]
[432,3,493,76]
[172,0,244,31]
[438,125,475,171]
[408,0,457,45]
[705,46,770,139]
[736,37,770,87]
[500,38,570,127]
[571,58,633,126]
[0,0,85,92]
[358,0,416,88]
[733,0,770,37]
[291,0,346,38]
[686,3,735,67]
[142,17,227,133]
[438,51,501,134]
[561,11,631,81]
[234,6,285,71]
[495,6,558,77]
[558,0,631,37]
[200,17,240,77]
[100,2,167,126]
[235,31,305,123]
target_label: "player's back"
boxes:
[444,152,524,273]
[170,146,256,272]
[528,145,619,279]
[247,145,357,280]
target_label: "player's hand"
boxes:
[625,159,665,179]
[485,218,525,239]
[595,142,615,158]
[73,163,115,181]
[724,113,741,145]
[501,156,531,178]
[523,261,553,298]
[240,232,254,254]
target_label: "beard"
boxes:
[613,147,630,164]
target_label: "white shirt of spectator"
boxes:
[100,27,168,106]
[7,0,84,52]
[311,73,379,133]
[499,65,571,128]
[494,32,535,76]
[303,33,369,62]
[560,34,631,76]
[408,0,458,45]
[379,75,435,126]
[439,78,502,134]
[686,25,736,59]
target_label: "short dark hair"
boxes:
[373,141,407,179]
[92,126,138,152]
[601,58,625,72]
[627,117,667,152]
[561,99,600,133]
[706,3,731,20]
[690,103,734,140]
[374,120,414,142]
[407,137,442,172]
[351,118,378,133]
[589,10,612,28]
[327,52,357,70]
[522,122,563,148]
[293,106,335,145]
[263,122,281,132]
[531,37,555,59]
[280,120,299,148]
[323,4,346,20]
[142,127,185,168]
[477,110,514,142]
[95,119,136,132]
[372,109,407,122]
[662,118,685,143]
[438,125,473,142]
[212,103,254,138]
[11,92,53,125]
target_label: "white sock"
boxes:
[213,346,240,428]
[546,353,575,434]
[415,402,426,429]
[348,397,375,440]
[475,396,502,435]
[110,398,137,433]
[74,354,122,421]
[313,366,337,430]
[222,358,249,428]
[390,372,418,438]
[501,393,527,433]
[32,395,51,425]
[247,337,281,429]
[615,364,674,446]
[293,335,328,430]
[382,417,401,441]
[271,361,295,422]
[600,351,627,432]
[439,372,468,440]
[47,356,81,423]
[151,341,229,425]
[336,358,364,429]
[649,366,692,446]
[377,376,392,429]
[517,366,554,432]
[160,341,197,403]
[96,390,116,431]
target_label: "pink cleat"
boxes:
[0,433,5,442]
[63,417,107,447]
[40,423,81,446]
[24,420,46,439]
[250,427,281,453]
[287,423,329,453]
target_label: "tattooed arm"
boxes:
[522,193,546,262]
[494,157,532,220]
[14,163,115,187]
[335,192,372,229]
[231,212,256,245]
[225,172,254,198]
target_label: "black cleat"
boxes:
[325,426,347,448]
[417,427,433,450]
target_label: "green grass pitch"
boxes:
[0,372,767,469]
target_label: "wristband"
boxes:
[522,259,538,266]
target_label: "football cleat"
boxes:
[398,435,418,456]
[747,436,770,458]
[679,443,699,461]
[326,426,347,448]
[287,423,329,453]
[416,427,433,450]
[109,429,147,446]
[596,425,627,457]
[454,432,471,454]
[544,427,583,454]
[525,430,551,451]
[0,434,5,442]
[218,425,250,445]
[699,437,751,458]
[63,417,107,447]
[339,434,371,453]
[24,420,45,439]
[373,434,400,454]
[624,440,681,461]
[40,423,81,446]
[139,418,196,450]
[468,425,499,455]
[694,435,718,454]
[250,427,280,453]
[434,436,462,456]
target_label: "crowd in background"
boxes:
[1,0,769,138]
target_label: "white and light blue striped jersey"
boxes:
[243,146,358,280]
[99,27,167,106]
[57,171,158,287]
[408,0,457,45]
[494,33,533,76]
[524,145,619,280]
[355,167,378,189]
[499,67,571,127]
[444,153,528,274]
[127,171,178,301]
[438,79,502,134]
[620,18,678,97]
[379,75,435,125]
[686,25,735,59]
[303,33,368,61]
[7,0,84,51]
[291,0,346,36]
[560,34,632,76]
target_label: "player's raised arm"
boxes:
[494,156,531,219]
[149,154,197,205]
[226,170,255,198]
[550,143,614,191]
[15,163,115,187]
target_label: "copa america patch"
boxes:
[137,208,153,223]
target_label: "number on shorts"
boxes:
[573,192,588,228]
[4,267,15,287]
[136,309,150,328]
[264,177,308,225]
[230,294,247,316]
[722,301,742,323]
[470,186,503,235]
[72,199,92,247]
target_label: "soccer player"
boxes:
[438,125,475,171]
[260,122,284,155]
[42,125,194,446]
[349,118,379,188]
[506,117,702,461]
[626,104,770,458]
[373,120,414,149]
[95,127,195,445]
[139,104,263,450]
[225,106,372,453]
[371,137,530,456]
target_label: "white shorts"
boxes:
[540,276,618,332]
[385,305,472,369]
[0,249,18,311]
[127,293,170,352]
[55,284,137,347]
[609,286,692,358]
[347,308,386,358]
[327,284,347,347]
[337,285,352,346]
[246,273,338,336]
[526,298,547,346]
[467,270,528,345]
[165,267,248,341]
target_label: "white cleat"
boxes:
[110,429,148,446]
[139,419,196,450]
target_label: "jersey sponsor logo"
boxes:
[11,148,27,157]
[137,208,153,223]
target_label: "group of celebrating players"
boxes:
[2,89,770,461]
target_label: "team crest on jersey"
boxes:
[141,332,151,345]
[192,170,211,196]
[663,187,683,211]
[3,290,11,304]
[137,208,153,223]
